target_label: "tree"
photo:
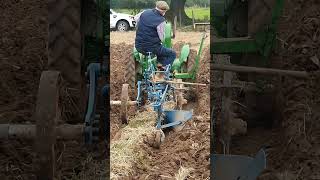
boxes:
[111,0,154,10]
[166,0,192,25]
[111,0,193,25]
[186,0,209,7]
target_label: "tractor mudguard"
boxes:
[172,44,190,71]
[179,45,190,63]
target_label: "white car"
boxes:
[110,9,136,31]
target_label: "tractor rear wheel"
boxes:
[182,48,199,105]
[125,54,138,95]
[48,0,81,88]
[48,0,82,121]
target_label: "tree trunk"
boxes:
[166,0,191,25]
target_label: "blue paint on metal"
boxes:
[84,63,101,144]
[101,84,109,140]
[163,110,193,128]
[136,55,193,130]
[160,121,181,129]
[102,85,109,97]
[211,148,267,180]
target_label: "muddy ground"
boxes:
[110,31,210,179]
[264,1,320,178]
[0,1,107,179]
[212,0,320,179]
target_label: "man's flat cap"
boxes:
[156,1,169,11]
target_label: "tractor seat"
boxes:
[157,64,165,71]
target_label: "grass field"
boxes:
[185,8,210,21]
[114,7,210,21]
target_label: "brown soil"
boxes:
[110,31,208,49]
[109,43,138,139]
[263,0,320,178]
[110,36,210,179]
[0,0,47,178]
[0,0,47,124]
[0,1,107,179]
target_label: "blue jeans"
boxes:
[136,45,176,66]
[156,46,176,66]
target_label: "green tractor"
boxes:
[125,20,207,90]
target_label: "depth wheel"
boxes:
[34,71,61,179]
[120,84,129,124]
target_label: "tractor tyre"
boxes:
[125,54,137,96]
[48,0,82,121]
[184,54,198,105]
[48,0,81,88]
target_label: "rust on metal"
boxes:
[120,84,129,124]
[0,124,83,140]
[34,70,61,180]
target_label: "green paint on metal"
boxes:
[190,33,206,80]
[173,33,206,80]
[172,45,190,72]
[212,37,257,54]
[82,0,109,69]
[172,58,181,72]
[133,48,139,58]
[212,0,239,37]
[133,48,158,77]
[212,17,228,37]
[132,21,205,81]
[211,0,284,64]
[179,45,190,63]
[164,23,172,48]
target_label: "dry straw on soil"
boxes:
[174,166,194,180]
[110,110,156,179]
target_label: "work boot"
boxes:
[157,64,165,71]
[153,73,165,82]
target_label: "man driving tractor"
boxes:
[134,1,176,71]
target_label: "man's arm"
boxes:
[134,11,143,25]
[157,21,166,42]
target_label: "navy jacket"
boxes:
[135,9,165,53]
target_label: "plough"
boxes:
[122,23,208,145]
[115,64,208,146]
